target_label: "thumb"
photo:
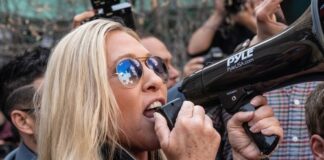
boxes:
[154,112,171,149]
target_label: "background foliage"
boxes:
[0,0,213,70]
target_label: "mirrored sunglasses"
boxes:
[113,56,169,88]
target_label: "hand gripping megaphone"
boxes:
[157,0,324,156]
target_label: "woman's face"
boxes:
[106,30,167,152]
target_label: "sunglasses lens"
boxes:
[116,59,142,87]
[146,56,169,82]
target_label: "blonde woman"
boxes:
[37,19,282,160]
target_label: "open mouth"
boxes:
[143,101,163,118]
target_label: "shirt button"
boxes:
[294,99,301,105]
[292,136,299,142]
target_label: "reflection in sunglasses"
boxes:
[118,72,133,86]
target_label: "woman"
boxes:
[38,19,282,160]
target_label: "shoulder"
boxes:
[4,148,18,160]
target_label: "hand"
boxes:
[72,10,96,28]
[250,0,287,45]
[154,101,220,160]
[227,96,283,160]
[232,0,257,33]
[233,0,254,21]
[214,0,226,17]
[183,57,204,77]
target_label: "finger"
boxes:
[263,0,282,14]
[250,95,267,106]
[249,117,280,133]
[248,105,274,126]
[73,10,96,28]
[261,124,284,140]
[192,105,206,122]
[154,112,171,148]
[204,115,221,143]
[249,117,283,142]
[255,0,280,22]
[189,64,204,72]
[189,63,204,69]
[189,57,204,65]
[227,111,254,128]
[252,0,263,8]
[177,101,194,118]
[275,6,286,23]
[204,115,214,129]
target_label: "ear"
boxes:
[10,110,35,135]
[310,134,324,160]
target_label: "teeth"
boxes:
[148,101,162,110]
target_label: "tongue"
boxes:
[144,109,156,118]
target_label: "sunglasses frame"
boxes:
[112,55,169,88]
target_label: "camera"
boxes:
[90,0,136,30]
[224,0,247,14]
[203,47,225,66]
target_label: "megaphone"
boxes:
[158,0,324,156]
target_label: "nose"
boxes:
[142,65,164,92]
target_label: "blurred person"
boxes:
[140,37,180,88]
[0,54,19,158]
[184,0,258,76]
[0,47,50,160]
[187,0,256,57]
[305,83,324,160]
[0,111,19,159]
[38,19,283,160]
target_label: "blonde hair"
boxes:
[38,19,141,160]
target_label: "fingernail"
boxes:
[250,126,257,132]
[250,98,258,105]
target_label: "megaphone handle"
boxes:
[240,103,280,156]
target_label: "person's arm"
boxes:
[187,0,225,55]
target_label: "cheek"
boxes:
[110,82,142,123]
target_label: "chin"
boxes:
[142,133,161,150]
[126,136,161,153]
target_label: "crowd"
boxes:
[0,0,322,160]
